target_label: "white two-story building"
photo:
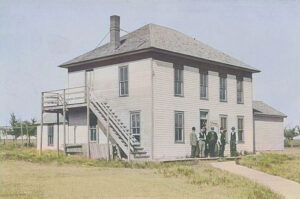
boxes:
[37,15,286,160]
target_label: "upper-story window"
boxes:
[119,66,128,96]
[200,71,208,99]
[174,65,184,96]
[237,78,244,104]
[219,75,227,102]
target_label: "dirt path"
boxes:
[211,161,300,199]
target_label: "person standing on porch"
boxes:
[219,127,226,157]
[198,127,206,158]
[207,127,218,157]
[190,127,198,158]
[230,127,237,156]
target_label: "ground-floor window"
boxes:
[131,111,141,143]
[237,116,244,143]
[90,125,97,142]
[175,111,184,143]
[220,115,228,142]
[48,125,54,146]
[200,110,209,130]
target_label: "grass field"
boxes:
[0,145,283,199]
[240,147,300,183]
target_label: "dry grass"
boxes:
[0,144,282,199]
[240,147,300,183]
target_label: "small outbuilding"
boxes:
[253,101,287,151]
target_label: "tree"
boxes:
[7,113,21,141]
[284,127,298,147]
[24,118,37,144]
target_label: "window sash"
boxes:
[90,126,97,142]
[48,125,54,146]
[174,68,183,96]
[119,66,128,96]
[175,112,184,142]
[220,116,228,142]
[237,80,244,103]
[200,73,208,99]
[131,112,141,143]
[220,77,227,101]
[238,117,244,142]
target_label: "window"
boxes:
[200,110,209,130]
[131,112,141,143]
[219,76,227,102]
[237,79,244,104]
[200,72,208,99]
[238,117,244,143]
[90,126,97,142]
[174,66,183,96]
[220,115,228,142]
[48,125,54,146]
[175,111,184,143]
[119,66,128,96]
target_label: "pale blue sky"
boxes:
[0,0,299,126]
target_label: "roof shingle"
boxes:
[60,24,259,72]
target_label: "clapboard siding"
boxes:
[152,59,254,160]
[254,116,284,151]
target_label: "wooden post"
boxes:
[63,89,66,155]
[20,122,23,147]
[26,125,29,147]
[57,112,60,156]
[127,130,130,161]
[39,92,44,155]
[87,86,91,159]
[106,114,110,161]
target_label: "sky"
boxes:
[0,0,299,127]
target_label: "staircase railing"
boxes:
[89,92,139,153]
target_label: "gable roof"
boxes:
[253,101,287,118]
[60,24,259,72]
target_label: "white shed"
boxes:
[253,101,287,151]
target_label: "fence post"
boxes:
[21,122,23,147]
[26,125,29,147]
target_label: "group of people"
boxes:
[190,126,238,158]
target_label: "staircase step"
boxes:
[134,154,150,159]
[132,151,147,155]
[134,147,144,150]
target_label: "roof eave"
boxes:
[59,47,260,73]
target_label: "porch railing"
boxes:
[42,86,86,108]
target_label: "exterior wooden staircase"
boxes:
[89,92,149,160]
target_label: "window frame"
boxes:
[119,66,129,97]
[174,65,184,97]
[219,75,227,102]
[237,78,244,104]
[237,116,244,143]
[47,125,54,146]
[220,115,228,143]
[200,110,209,130]
[200,71,208,100]
[174,111,184,143]
[130,111,141,144]
[90,125,97,143]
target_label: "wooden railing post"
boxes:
[63,89,66,155]
[87,86,91,159]
[39,92,44,156]
[106,113,110,161]
[127,130,130,161]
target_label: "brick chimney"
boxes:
[110,15,120,48]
